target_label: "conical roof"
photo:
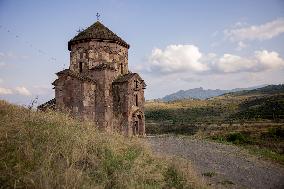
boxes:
[68,21,130,50]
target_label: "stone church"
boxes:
[38,21,146,136]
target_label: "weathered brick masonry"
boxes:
[38,21,146,136]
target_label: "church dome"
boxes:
[68,21,130,50]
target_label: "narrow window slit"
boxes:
[79,62,83,73]
[135,94,138,106]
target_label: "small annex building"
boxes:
[38,21,146,136]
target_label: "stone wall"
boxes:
[127,77,145,136]
[54,75,96,121]
[67,39,130,132]
[112,81,130,134]
[69,40,128,75]
[113,74,146,136]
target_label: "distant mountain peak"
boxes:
[161,84,268,102]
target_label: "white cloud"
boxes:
[214,50,284,73]
[255,50,284,69]
[224,18,284,42]
[142,44,284,74]
[236,41,247,51]
[233,21,248,28]
[201,53,217,62]
[180,77,201,82]
[215,54,257,73]
[0,84,49,99]
[146,45,209,73]
[0,87,13,95]
[32,85,52,95]
[15,86,32,96]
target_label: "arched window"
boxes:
[79,62,83,73]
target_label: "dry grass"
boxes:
[145,95,247,111]
[195,122,284,164]
[0,100,203,189]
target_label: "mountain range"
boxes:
[161,84,268,101]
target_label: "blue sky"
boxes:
[0,0,284,105]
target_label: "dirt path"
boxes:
[146,135,284,189]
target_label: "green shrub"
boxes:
[164,166,188,189]
[267,127,284,138]
[226,132,252,145]
[211,136,226,143]
[212,133,253,145]
[202,172,216,177]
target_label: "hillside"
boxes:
[145,85,284,164]
[161,85,267,101]
[223,84,284,96]
[0,100,201,189]
[146,84,284,134]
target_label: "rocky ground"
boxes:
[146,135,284,189]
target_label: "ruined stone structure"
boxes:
[38,21,146,136]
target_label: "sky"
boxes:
[0,0,284,105]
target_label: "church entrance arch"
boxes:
[131,110,144,136]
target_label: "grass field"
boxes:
[145,94,284,126]
[0,100,203,189]
[145,85,284,164]
[196,122,284,164]
[145,85,284,134]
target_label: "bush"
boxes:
[267,127,284,139]
[226,132,252,145]
[164,166,187,189]
[211,135,226,143]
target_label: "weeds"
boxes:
[247,147,284,164]
[267,127,284,138]
[210,128,284,164]
[202,172,216,177]
[218,180,234,185]
[164,166,188,189]
[210,132,252,145]
[226,132,252,145]
[0,100,202,189]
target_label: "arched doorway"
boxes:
[131,111,144,136]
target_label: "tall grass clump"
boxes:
[0,100,201,189]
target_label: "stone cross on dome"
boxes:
[96,12,101,21]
